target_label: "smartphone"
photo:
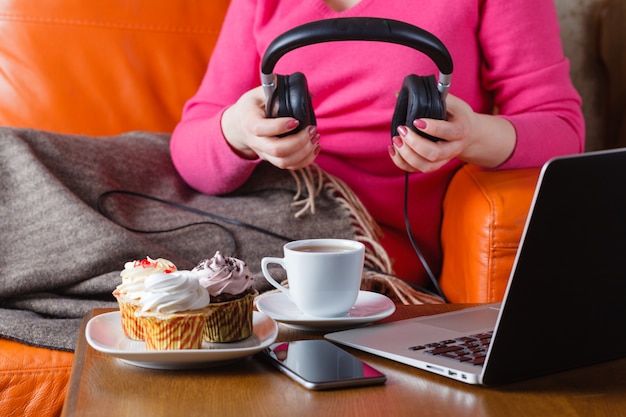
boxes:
[258,339,386,390]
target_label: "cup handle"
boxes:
[261,257,291,298]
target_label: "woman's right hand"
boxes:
[221,86,320,170]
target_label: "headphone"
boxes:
[261,17,453,140]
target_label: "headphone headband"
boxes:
[261,18,453,101]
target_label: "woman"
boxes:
[170,0,585,287]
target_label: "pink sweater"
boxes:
[171,0,585,285]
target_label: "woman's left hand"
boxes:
[388,94,516,172]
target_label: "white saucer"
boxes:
[255,291,395,331]
[86,311,278,369]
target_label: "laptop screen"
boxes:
[482,149,626,384]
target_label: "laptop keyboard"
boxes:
[408,331,493,366]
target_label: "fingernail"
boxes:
[286,119,300,130]
[392,136,404,148]
[397,125,408,137]
[314,145,321,155]
[414,119,427,129]
[311,133,320,145]
[388,145,396,157]
[308,126,317,137]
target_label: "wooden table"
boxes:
[61,304,626,417]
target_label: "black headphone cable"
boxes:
[96,188,446,301]
[403,172,448,302]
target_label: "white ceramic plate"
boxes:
[86,311,278,369]
[255,291,395,331]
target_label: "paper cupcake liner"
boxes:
[137,309,208,350]
[115,296,144,340]
[203,292,255,343]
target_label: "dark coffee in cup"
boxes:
[292,245,352,253]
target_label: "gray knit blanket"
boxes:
[0,128,438,352]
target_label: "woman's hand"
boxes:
[388,94,516,172]
[221,86,320,170]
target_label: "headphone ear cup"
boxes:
[392,74,446,141]
[391,84,410,139]
[269,72,316,135]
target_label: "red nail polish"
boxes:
[286,119,300,130]
[388,145,396,157]
[414,119,427,129]
[397,125,408,137]
[392,136,404,148]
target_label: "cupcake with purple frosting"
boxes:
[193,251,256,342]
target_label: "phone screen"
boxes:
[259,339,386,390]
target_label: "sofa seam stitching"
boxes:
[0,368,72,377]
[0,13,220,34]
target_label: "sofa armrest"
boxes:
[439,164,540,303]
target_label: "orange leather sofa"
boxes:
[0,1,537,416]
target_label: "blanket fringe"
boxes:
[361,270,444,305]
[290,165,392,275]
[289,166,442,305]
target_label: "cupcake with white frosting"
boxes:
[135,270,211,350]
[193,251,256,342]
[113,257,177,340]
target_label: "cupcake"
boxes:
[135,270,211,350]
[193,251,256,343]
[113,257,177,340]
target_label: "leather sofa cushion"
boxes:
[0,339,73,417]
[0,0,230,135]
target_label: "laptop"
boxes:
[326,148,626,385]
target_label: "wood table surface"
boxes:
[61,304,626,417]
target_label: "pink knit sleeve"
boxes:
[478,0,585,169]
[170,0,262,195]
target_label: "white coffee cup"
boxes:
[261,239,365,317]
